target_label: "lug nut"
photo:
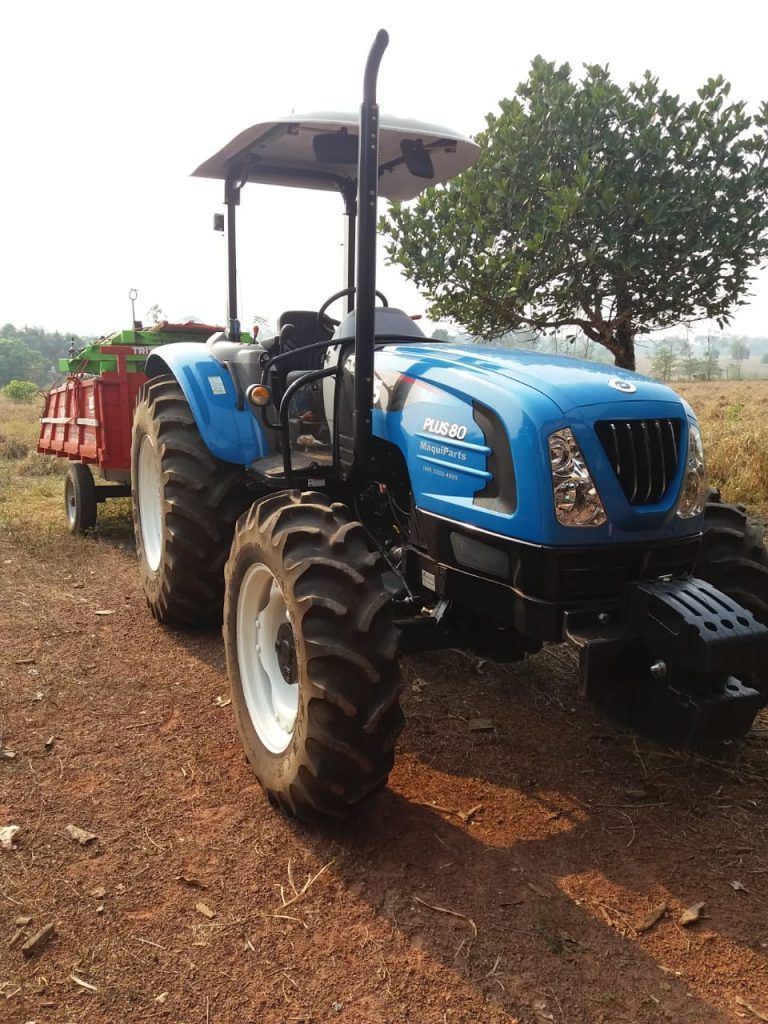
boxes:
[649,659,667,680]
[597,612,611,625]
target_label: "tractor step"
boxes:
[252,452,334,481]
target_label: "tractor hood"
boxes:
[390,343,679,414]
[371,339,696,549]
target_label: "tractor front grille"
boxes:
[594,418,682,506]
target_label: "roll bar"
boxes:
[349,28,389,473]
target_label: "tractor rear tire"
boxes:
[223,490,405,819]
[65,463,97,534]
[131,374,250,627]
[695,489,768,703]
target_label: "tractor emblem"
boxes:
[609,377,637,394]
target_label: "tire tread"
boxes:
[695,488,768,703]
[224,490,404,819]
[132,375,251,626]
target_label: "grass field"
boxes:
[676,381,768,511]
[0,393,130,541]
[2,381,767,534]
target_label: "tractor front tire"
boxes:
[223,491,404,819]
[131,375,249,627]
[695,489,768,703]
[65,463,97,534]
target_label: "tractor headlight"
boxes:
[676,422,707,519]
[548,428,607,527]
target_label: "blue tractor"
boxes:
[131,31,768,819]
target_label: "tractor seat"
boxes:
[276,310,333,374]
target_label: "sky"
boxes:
[2,0,768,340]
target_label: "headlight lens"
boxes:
[548,428,607,527]
[676,422,707,519]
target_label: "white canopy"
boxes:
[192,112,480,202]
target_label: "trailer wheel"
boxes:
[695,488,768,703]
[131,375,250,627]
[223,491,404,819]
[64,464,97,534]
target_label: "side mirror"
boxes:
[313,130,358,165]
[401,138,434,179]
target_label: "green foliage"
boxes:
[678,337,698,381]
[382,60,768,370]
[478,327,540,350]
[0,338,47,386]
[3,379,38,403]
[0,324,94,386]
[685,357,708,380]
[700,338,722,380]
[651,344,678,381]
[730,338,751,360]
[729,338,751,378]
[0,323,92,378]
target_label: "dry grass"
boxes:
[1,382,767,537]
[0,392,43,459]
[0,393,62,532]
[676,380,768,507]
[0,393,131,541]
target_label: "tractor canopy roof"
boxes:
[192,112,479,201]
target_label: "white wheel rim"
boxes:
[65,477,77,526]
[236,563,298,754]
[137,435,163,572]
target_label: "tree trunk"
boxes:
[612,320,636,370]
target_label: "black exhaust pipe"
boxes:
[352,28,388,468]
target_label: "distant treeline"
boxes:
[435,326,768,376]
[646,333,768,382]
[0,323,93,387]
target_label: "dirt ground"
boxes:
[2,502,768,1024]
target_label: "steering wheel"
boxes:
[317,286,389,331]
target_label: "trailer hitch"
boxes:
[564,577,768,747]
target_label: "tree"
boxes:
[0,338,46,386]
[651,343,679,381]
[761,352,768,364]
[730,338,751,378]
[679,334,697,381]
[381,60,768,370]
[476,327,539,349]
[0,323,90,370]
[702,335,722,381]
[3,379,38,402]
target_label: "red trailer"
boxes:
[37,323,218,532]
[38,346,146,473]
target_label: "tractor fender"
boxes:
[144,343,269,466]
